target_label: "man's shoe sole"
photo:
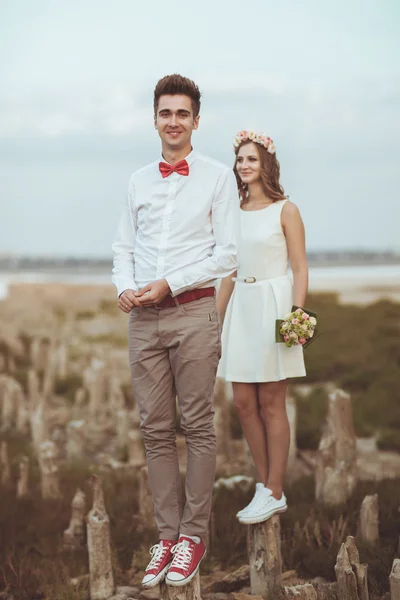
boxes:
[165,549,207,587]
[238,505,287,525]
[142,561,173,589]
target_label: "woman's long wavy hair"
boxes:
[233,139,287,206]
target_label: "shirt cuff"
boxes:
[165,272,186,297]
[113,278,138,298]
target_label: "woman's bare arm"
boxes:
[216,270,237,322]
[281,202,308,308]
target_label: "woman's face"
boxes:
[236,142,261,185]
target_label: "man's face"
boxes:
[154,94,199,152]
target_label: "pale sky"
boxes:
[0,0,399,257]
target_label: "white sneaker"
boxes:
[236,482,265,518]
[238,487,287,524]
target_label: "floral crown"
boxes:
[233,130,276,154]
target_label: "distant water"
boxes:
[0,264,399,301]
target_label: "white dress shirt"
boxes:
[112,150,239,297]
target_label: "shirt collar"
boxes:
[159,148,197,167]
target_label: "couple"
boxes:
[112,74,308,589]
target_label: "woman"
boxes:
[217,130,308,525]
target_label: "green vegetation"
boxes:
[301,294,400,445]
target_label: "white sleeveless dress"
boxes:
[218,199,306,382]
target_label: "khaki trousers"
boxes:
[128,295,221,544]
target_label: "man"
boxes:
[112,74,238,588]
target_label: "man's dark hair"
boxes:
[154,74,201,118]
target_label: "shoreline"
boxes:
[1,263,400,305]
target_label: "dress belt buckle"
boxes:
[244,276,257,283]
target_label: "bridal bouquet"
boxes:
[275,306,318,348]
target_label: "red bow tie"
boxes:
[159,159,189,178]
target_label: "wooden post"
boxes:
[286,393,298,481]
[16,385,30,436]
[390,559,400,600]
[214,404,231,467]
[128,429,146,467]
[0,441,11,485]
[30,398,49,455]
[17,456,29,499]
[214,378,231,465]
[56,342,68,380]
[315,389,357,505]
[116,409,129,450]
[284,583,317,599]
[359,494,379,544]
[87,475,114,600]
[42,345,57,401]
[335,536,369,600]
[66,420,86,461]
[160,572,202,600]
[247,516,282,599]
[27,368,40,408]
[1,376,17,431]
[139,466,154,528]
[39,440,61,500]
[64,488,86,549]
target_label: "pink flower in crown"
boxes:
[267,142,276,154]
[256,133,265,144]
[238,130,248,139]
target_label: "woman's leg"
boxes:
[257,380,289,499]
[232,382,269,484]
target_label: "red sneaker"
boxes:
[166,536,207,587]
[142,539,175,588]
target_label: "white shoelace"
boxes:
[170,541,193,570]
[147,543,168,571]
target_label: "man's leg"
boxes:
[128,308,182,541]
[168,296,221,544]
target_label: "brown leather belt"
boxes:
[156,287,215,309]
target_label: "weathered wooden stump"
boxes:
[359,493,379,544]
[390,559,400,600]
[315,389,357,505]
[17,456,29,498]
[39,440,61,500]
[64,488,86,549]
[160,572,201,600]
[87,475,114,599]
[42,346,57,401]
[247,516,282,599]
[66,420,86,461]
[0,440,11,485]
[139,465,155,527]
[335,536,368,600]
[0,376,17,430]
[16,388,30,435]
[27,368,40,408]
[30,399,49,455]
[214,378,232,465]
[116,409,129,450]
[286,393,298,481]
[284,583,317,598]
[128,429,146,467]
